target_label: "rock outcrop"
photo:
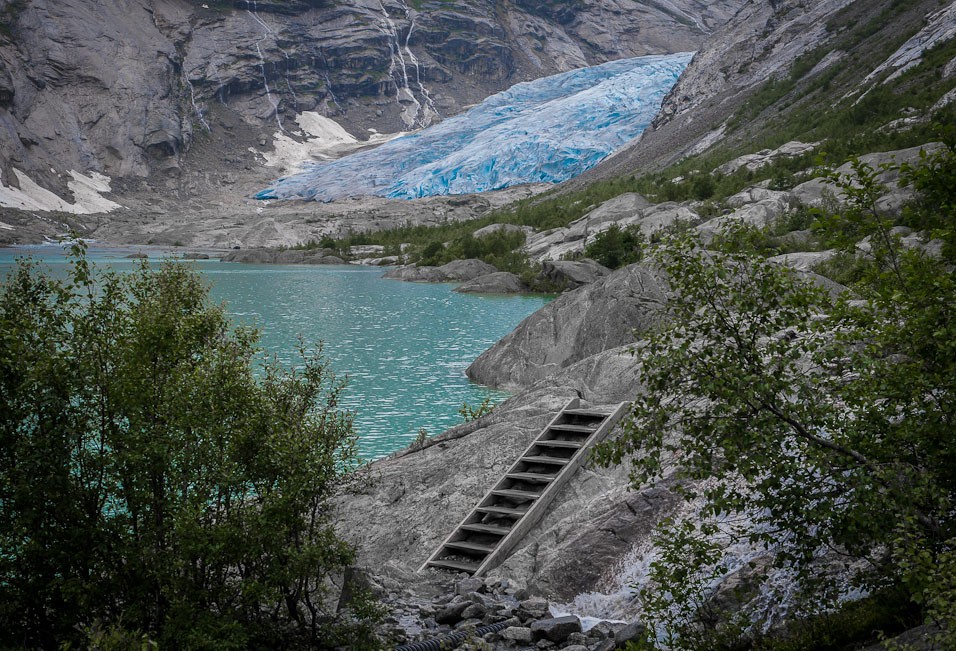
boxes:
[538,259,611,290]
[524,198,698,262]
[454,271,529,294]
[220,248,345,264]
[466,262,667,390]
[383,258,498,282]
[334,262,678,609]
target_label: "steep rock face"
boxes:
[0,0,746,201]
[580,0,857,178]
[466,262,667,390]
[0,0,185,197]
[652,0,856,126]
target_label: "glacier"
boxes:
[256,53,694,202]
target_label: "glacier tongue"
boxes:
[256,53,693,202]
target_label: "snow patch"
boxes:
[0,168,121,214]
[67,171,122,214]
[260,112,403,173]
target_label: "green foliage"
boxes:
[458,397,494,422]
[595,145,956,648]
[900,136,956,261]
[0,247,382,649]
[745,589,919,651]
[411,427,429,449]
[420,229,528,268]
[582,224,646,269]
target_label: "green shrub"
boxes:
[583,224,645,269]
[0,245,382,649]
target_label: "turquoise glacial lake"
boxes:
[0,246,551,459]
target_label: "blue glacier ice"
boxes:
[256,53,694,202]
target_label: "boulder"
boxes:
[628,201,700,236]
[583,193,652,225]
[472,223,533,238]
[524,227,581,262]
[531,616,582,642]
[501,626,533,643]
[517,596,550,620]
[439,259,499,281]
[715,140,818,175]
[460,603,486,620]
[435,600,471,625]
[221,249,274,264]
[614,621,648,646]
[454,272,529,294]
[383,259,497,283]
[467,262,667,390]
[538,259,610,290]
[791,144,936,209]
[696,188,794,244]
[221,248,344,264]
[456,577,485,595]
[766,250,836,272]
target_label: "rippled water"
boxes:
[0,247,551,459]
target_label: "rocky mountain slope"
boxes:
[0,0,742,213]
[580,0,956,179]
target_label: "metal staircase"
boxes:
[420,398,627,576]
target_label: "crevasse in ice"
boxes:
[256,53,693,202]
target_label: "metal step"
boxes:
[535,440,583,449]
[506,472,555,483]
[476,505,528,517]
[563,409,613,418]
[444,540,495,554]
[491,488,542,500]
[521,455,569,466]
[549,423,598,434]
[461,523,512,536]
[427,559,480,573]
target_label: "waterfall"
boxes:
[377,0,438,129]
[245,0,285,132]
[319,49,344,113]
[324,71,344,113]
[401,2,439,125]
[184,73,211,132]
